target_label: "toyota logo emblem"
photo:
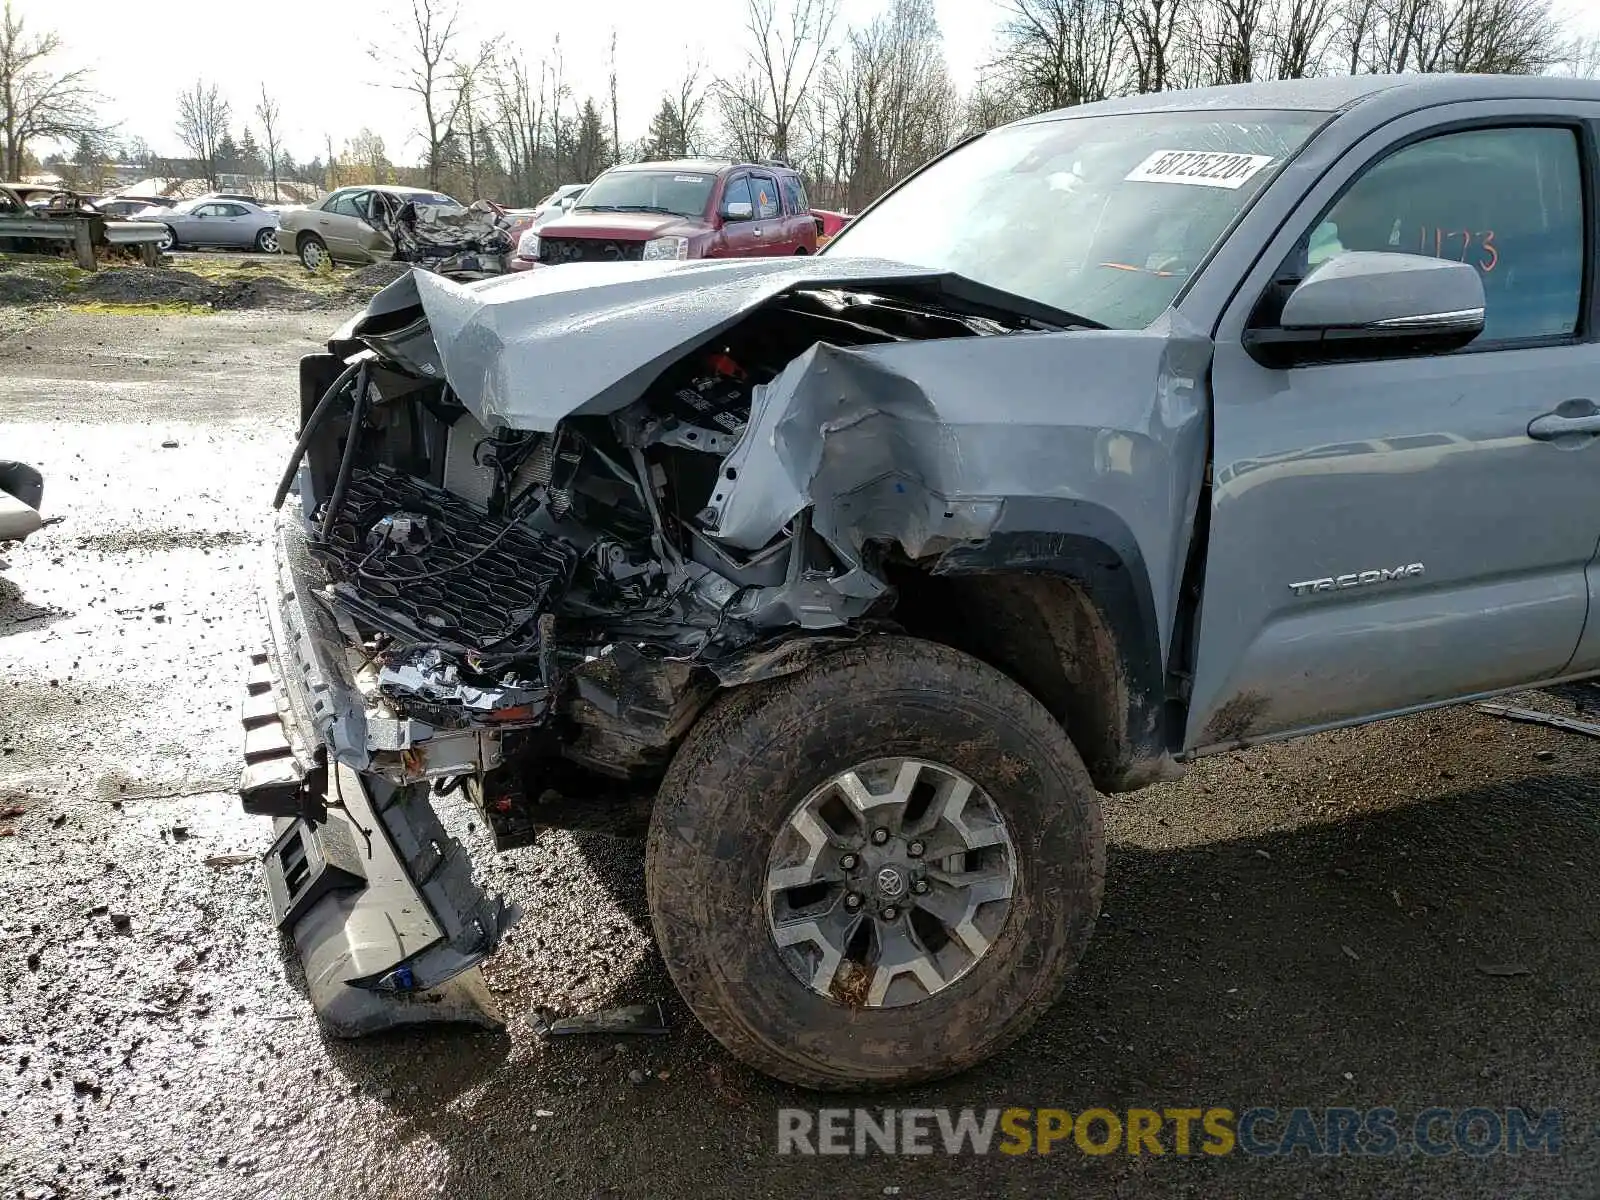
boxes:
[876,866,906,898]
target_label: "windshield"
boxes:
[168,200,200,214]
[824,110,1322,329]
[574,170,714,218]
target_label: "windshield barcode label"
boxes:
[1125,150,1276,189]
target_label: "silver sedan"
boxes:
[147,199,280,253]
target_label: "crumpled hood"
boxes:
[368,256,1018,431]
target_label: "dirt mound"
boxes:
[0,274,57,304]
[344,261,413,292]
[213,276,319,311]
[78,268,220,306]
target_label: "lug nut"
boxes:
[845,893,863,911]
[882,906,899,921]
[912,879,929,895]
[907,840,924,858]
[871,828,889,845]
[840,853,858,871]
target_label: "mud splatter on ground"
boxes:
[1,310,1597,1199]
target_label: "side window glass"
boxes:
[721,176,754,216]
[751,174,780,219]
[1312,126,1583,342]
[781,176,806,215]
[330,192,367,219]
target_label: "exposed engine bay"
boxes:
[275,262,1054,845]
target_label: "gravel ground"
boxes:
[2,309,1599,1200]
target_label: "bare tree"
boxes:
[674,55,709,155]
[1435,0,1563,72]
[489,49,553,203]
[1555,32,1600,78]
[961,72,1030,134]
[255,84,282,202]
[0,2,99,180]
[715,68,774,160]
[175,79,230,189]
[992,0,1124,112]
[1337,0,1561,74]
[1120,0,1189,91]
[824,0,957,209]
[1205,0,1271,81]
[1268,0,1338,77]
[608,29,620,166]
[718,0,840,161]
[371,0,488,189]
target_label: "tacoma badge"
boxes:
[1289,563,1424,596]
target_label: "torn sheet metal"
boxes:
[394,257,1060,432]
[389,199,515,278]
[702,314,1214,657]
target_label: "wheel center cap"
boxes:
[875,864,906,898]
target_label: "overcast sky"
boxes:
[15,0,1600,167]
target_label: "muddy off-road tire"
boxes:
[646,635,1105,1090]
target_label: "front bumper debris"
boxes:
[239,514,516,1034]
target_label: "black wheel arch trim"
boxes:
[929,497,1177,787]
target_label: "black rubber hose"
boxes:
[270,361,361,510]
[318,360,371,540]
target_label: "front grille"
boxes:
[312,464,577,660]
[540,237,645,265]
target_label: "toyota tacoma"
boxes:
[243,73,1600,1089]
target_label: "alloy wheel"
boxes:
[765,756,1017,1008]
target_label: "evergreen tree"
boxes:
[645,96,687,159]
[238,128,264,175]
[215,129,240,174]
[571,98,611,179]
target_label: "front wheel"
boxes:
[298,234,329,271]
[156,225,176,252]
[255,228,279,254]
[646,635,1105,1090]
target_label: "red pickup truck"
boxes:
[510,158,818,269]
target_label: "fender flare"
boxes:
[929,497,1174,784]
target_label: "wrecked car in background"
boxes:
[0,184,166,268]
[275,184,513,277]
[245,73,1600,1089]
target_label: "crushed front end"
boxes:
[240,257,1128,1033]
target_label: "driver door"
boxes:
[319,190,371,259]
[716,175,761,257]
[1186,107,1600,750]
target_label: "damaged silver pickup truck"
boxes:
[245,73,1600,1089]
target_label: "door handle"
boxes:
[753,226,764,236]
[1529,403,1600,440]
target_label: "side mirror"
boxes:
[722,200,754,222]
[1245,251,1485,368]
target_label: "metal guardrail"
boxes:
[0,215,164,269]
